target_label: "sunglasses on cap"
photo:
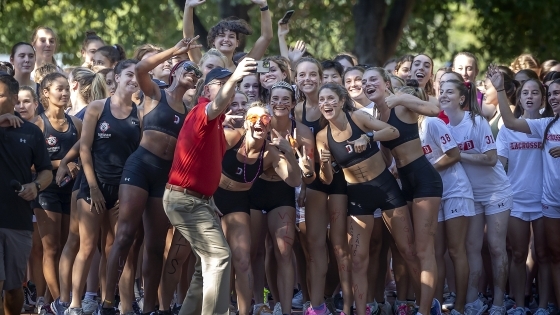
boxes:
[246,113,272,126]
[182,62,203,79]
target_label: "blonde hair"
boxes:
[34,63,60,84]
[70,67,108,104]
[133,43,163,61]
[510,53,540,74]
[198,48,227,69]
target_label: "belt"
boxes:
[165,183,211,200]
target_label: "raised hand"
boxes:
[278,19,290,37]
[174,36,202,55]
[223,109,243,129]
[288,40,306,63]
[232,57,258,82]
[251,0,268,7]
[271,129,292,154]
[320,147,332,165]
[486,64,504,90]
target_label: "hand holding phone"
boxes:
[279,10,294,24]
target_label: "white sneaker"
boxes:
[292,291,303,309]
[450,309,463,315]
[533,308,548,315]
[464,298,488,315]
[489,305,506,315]
[272,303,282,315]
[443,293,456,311]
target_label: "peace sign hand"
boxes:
[174,36,202,55]
[271,129,292,154]
[295,145,313,174]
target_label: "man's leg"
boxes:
[164,191,231,315]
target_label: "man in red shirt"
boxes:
[164,58,256,315]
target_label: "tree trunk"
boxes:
[353,0,416,66]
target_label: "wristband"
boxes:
[260,5,269,11]
[361,133,371,143]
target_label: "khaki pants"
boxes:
[163,189,231,315]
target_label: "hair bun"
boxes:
[405,79,420,88]
[85,30,97,37]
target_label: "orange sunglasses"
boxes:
[246,113,272,126]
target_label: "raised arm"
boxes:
[136,37,201,100]
[386,92,440,117]
[278,20,290,60]
[245,0,273,60]
[183,0,205,63]
[487,64,531,134]
[208,58,257,120]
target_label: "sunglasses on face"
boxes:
[183,62,203,79]
[245,113,272,126]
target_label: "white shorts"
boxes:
[510,211,543,222]
[542,204,560,219]
[374,209,382,218]
[438,197,476,222]
[474,196,513,216]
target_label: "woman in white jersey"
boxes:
[395,82,474,315]
[496,78,553,315]
[440,79,513,315]
[487,65,560,312]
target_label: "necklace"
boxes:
[58,118,67,126]
[242,137,265,183]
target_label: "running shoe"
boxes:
[272,303,282,315]
[379,301,392,315]
[367,301,380,315]
[489,305,506,315]
[430,299,442,315]
[325,297,337,315]
[36,297,46,314]
[96,307,117,315]
[131,300,142,315]
[49,299,66,315]
[450,309,463,315]
[82,299,99,315]
[303,301,312,315]
[292,290,304,309]
[171,304,181,315]
[442,292,456,311]
[65,308,84,315]
[533,308,548,315]
[334,294,344,313]
[548,303,559,315]
[253,303,273,315]
[305,303,331,315]
[503,296,515,311]
[528,299,539,314]
[24,283,38,309]
[394,301,408,315]
[464,298,488,315]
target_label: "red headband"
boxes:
[168,60,188,86]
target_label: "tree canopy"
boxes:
[1,0,559,68]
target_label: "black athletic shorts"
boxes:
[306,163,347,195]
[249,178,295,213]
[72,169,83,192]
[347,168,407,216]
[397,155,443,202]
[120,146,172,198]
[77,175,119,210]
[38,190,71,215]
[214,187,250,216]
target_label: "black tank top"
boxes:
[327,112,378,168]
[222,134,265,183]
[41,113,79,191]
[92,98,141,185]
[380,108,419,150]
[301,100,322,137]
[142,89,188,138]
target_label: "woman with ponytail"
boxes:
[364,67,442,315]
[441,76,513,315]
[67,68,108,117]
[80,31,105,67]
[483,68,518,138]
[488,65,560,313]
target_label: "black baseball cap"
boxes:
[204,67,233,85]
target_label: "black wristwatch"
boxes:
[303,172,314,178]
[33,181,41,191]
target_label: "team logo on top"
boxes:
[422,144,432,154]
[46,135,58,146]
[457,140,474,151]
[174,115,180,124]
[99,121,110,132]
[236,167,243,175]
[345,144,354,154]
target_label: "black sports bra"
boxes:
[301,99,322,137]
[142,89,187,138]
[327,112,378,168]
[380,108,419,150]
[222,135,265,183]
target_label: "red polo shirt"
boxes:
[168,97,227,196]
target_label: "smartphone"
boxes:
[279,10,294,24]
[255,60,270,73]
